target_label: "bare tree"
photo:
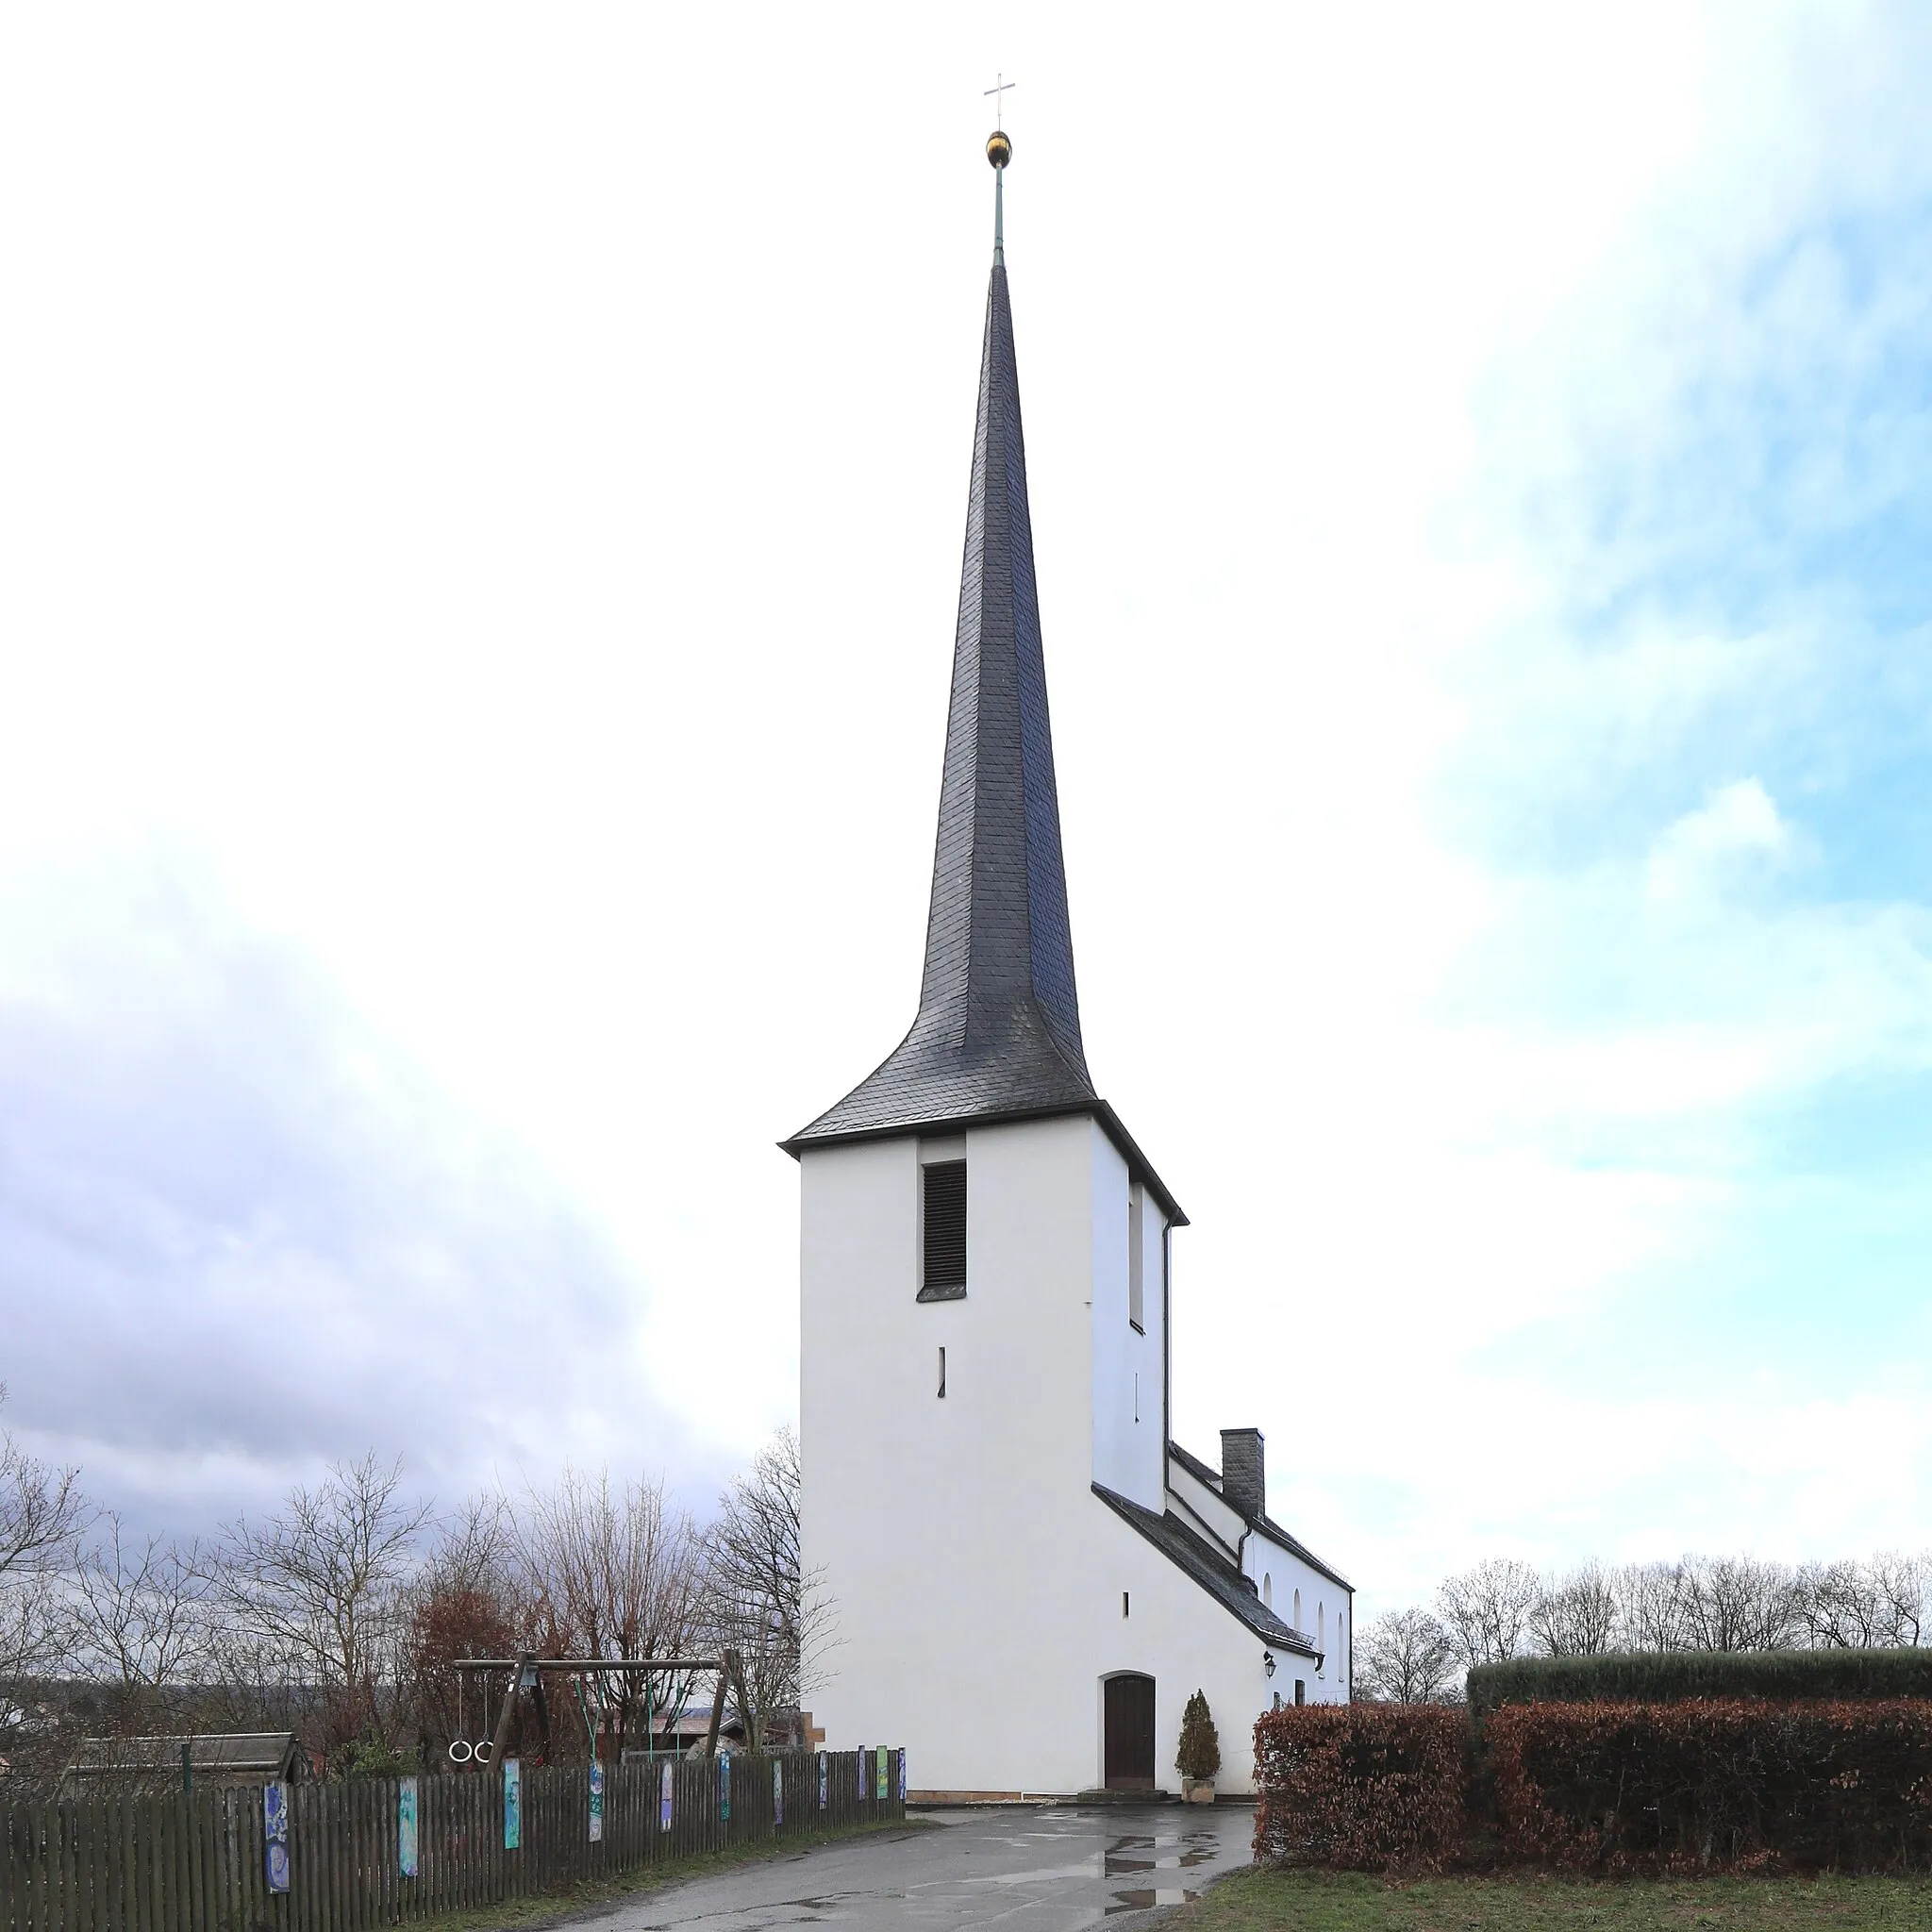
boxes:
[0,1396,92,1791]
[1616,1560,1689,1652]
[514,1467,705,1760]
[1,1402,89,1673]
[1796,1559,1883,1650]
[214,1453,431,1755]
[0,1405,88,1590]
[1435,1558,1541,1670]
[1870,1552,1930,1648]
[1529,1562,1620,1657]
[1793,1554,1930,1650]
[398,1494,524,1759]
[698,1429,842,1745]
[1354,1607,1459,1703]
[70,1516,213,1720]
[1675,1555,1800,1653]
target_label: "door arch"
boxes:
[1102,1673,1156,1790]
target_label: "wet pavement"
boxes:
[595,1803,1255,1929]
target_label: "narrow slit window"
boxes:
[920,1159,967,1299]
[1123,1591,1130,1618]
[1126,1183,1144,1331]
[937,1346,946,1399]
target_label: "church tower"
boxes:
[785,129,1350,1799]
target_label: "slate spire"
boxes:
[787,146,1100,1147]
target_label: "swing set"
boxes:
[447,1651,759,1769]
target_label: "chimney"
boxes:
[1220,1428,1265,1524]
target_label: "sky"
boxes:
[1,3,1928,1612]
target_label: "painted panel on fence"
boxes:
[875,1747,887,1800]
[659,1758,673,1829]
[857,1747,865,1794]
[898,1748,907,1801]
[773,1759,783,1826]
[504,1757,523,1849]
[718,1751,731,1821]
[399,1775,420,1876]
[589,1758,605,1842]
[817,1751,826,1808]
[264,1780,291,1893]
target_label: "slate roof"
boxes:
[1168,1441,1355,1593]
[1168,1439,1224,1491]
[781,241,1184,1224]
[1250,1511,1355,1595]
[1091,1483,1320,1658]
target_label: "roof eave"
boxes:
[1167,1440,1355,1591]
[1250,1516,1354,1594]
[1091,1483,1318,1657]
[781,1096,1187,1226]
[1167,1439,1223,1491]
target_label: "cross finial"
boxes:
[983,73,1015,130]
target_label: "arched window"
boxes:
[1262,1574,1273,1609]
[1319,1603,1325,1654]
[1293,1588,1300,1630]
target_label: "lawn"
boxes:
[1173,1868,1932,1932]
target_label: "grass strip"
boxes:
[1173,1868,1932,1932]
[417,1817,937,1932]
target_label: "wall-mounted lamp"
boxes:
[1262,1651,1275,1678]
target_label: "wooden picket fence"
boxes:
[2,1750,904,1932]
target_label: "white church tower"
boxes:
[784,130,1351,1800]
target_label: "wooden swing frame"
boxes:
[456,1651,758,1764]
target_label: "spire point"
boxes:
[983,74,1014,268]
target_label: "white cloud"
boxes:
[1655,778,1790,870]
[2,2,1930,1599]
[0,856,732,1534]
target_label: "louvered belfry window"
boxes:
[921,1159,967,1298]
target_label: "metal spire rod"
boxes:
[984,74,1014,267]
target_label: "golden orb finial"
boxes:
[986,128,1011,170]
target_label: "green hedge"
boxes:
[1467,1649,1932,1717]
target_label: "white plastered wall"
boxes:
[798,1113,1299,1793]
[1089,1131,1165,1510]
[799,1116,1095,1793]
[1242,1529,1351,1705]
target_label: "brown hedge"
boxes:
[1489,1699,1932,1874]
[1254,1703,1468,1872]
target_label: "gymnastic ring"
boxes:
[449,1740,474,1764]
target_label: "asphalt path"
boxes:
[591,1803,1256,1930]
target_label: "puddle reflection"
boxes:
[1103,1825,1225,1879]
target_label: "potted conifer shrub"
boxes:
[1176,1689,1220,1803]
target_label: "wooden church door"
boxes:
[1103,1674,1156,1790]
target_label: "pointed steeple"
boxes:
[784,145,1184,1222]
[790,148,1096,1143]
